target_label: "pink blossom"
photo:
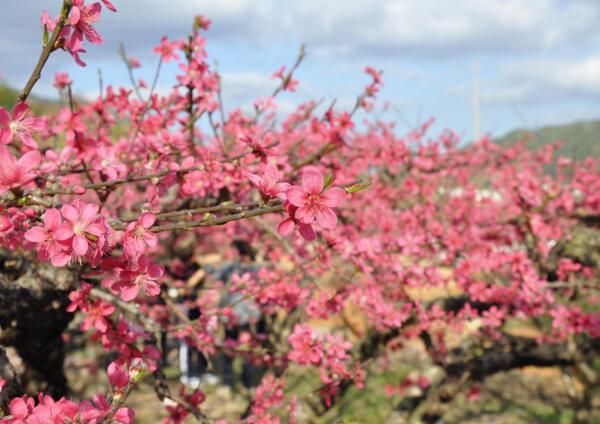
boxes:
[40,10,57,32]
[277,203,316,241]
[80,299,115,333]
[55,200,105,258]
[123,212,158,258]
[107,361,130,389]
[271,65,298,91]
[0,103,43,149]
[287,324,323,366]
[285,167,345,230]
[117,255,163,301]
[129,57,141,68]
[53,72,72,89]
[100,0,117,12]
[24,208,71,267]
[79,395,134,423]
[8,396,35,423]
[0,146,41,194]
[153,36,181,62]
[68,1,103,46]
[248,165,290,202]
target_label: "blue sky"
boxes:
[3,0,600,140]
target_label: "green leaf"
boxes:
[345,179,372,193]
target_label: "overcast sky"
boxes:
[2,0,600,139]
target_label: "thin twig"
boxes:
[19,0,73,102]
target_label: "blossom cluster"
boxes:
[0,1,599,422]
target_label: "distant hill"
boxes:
[0,83,58,113]
[496,120,600,161]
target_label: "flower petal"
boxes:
[120,283,139,302]
[298,223,316,241]
[19,134,39,150]
[139,212,156,228]
[69,6,81,25]
[295,206,315,224]
[61,204,79,223]
[322,187,346,208]
[18,150,41,171]
[286,187,308,207]
[316,207,337,229]
[54,224,74,241]
[24,227,48,243]
[44,208,61,228]
[51,252,71,267]
[0,108,10,125]
[81,203,99,222]
[277,218,294,237]
[144,280,161,297]
[10,398,29,420]
[12,102,28,120]
[302,168,324,194]
[0,128,13,145]
[73,234,89,256]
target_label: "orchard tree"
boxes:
[0,1,599,423]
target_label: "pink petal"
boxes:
[144,280,161,297]
[54,224,74,241]
[61,204,79,222]
[107,362,129,388]
[302,168,324,194]
[298,223,316,241]
[248,172,262,187]
[322,187,346,208]
[81,203,99,221]
[69,6,81,25]
[277,218,294,237]
[18,150,41,171]
[101,0,117,12]
[143,233,158,248]
[86,2,102,21]
[0,146,16,174]
[0,128,13,145]
[0,108,10,125]
[139,212,156,228]
[51,252,71,267]
[148,263,164,278]
[12,102,28,120]
[19,134,39,150]
[316,207,337,230]
[295,206,315,224]
[43,208,61,229]
[24,227,48,243]
[10,398,29,419]
[28,117,44,132]
[115,408,134,424]
[85,223,105,237]
[73,234,89,256]
[94,317,108,333]
[286,187,308,207]
[120,283,139,302]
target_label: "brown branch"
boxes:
[271,44,306,98]
[19,1,73,102]
[147,203,284,233]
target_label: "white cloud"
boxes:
[220,71,278,105]
[95,0,600,58]
[482,54,600,104]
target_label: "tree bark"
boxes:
[0,249,77,399]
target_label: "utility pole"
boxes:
[473,60,481,141]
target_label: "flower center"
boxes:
[73,222,85,235]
